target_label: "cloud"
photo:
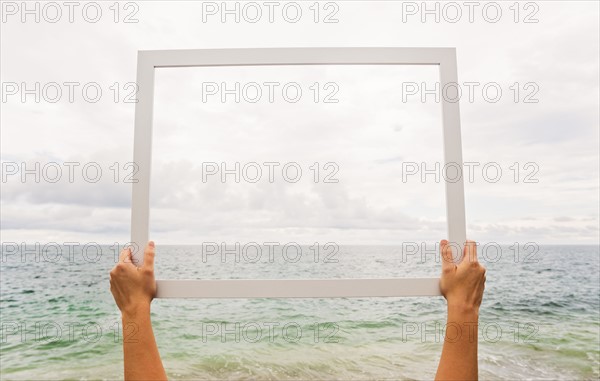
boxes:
[1,1,598,244]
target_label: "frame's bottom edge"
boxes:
[155,278,442,298]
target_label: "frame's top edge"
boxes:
[138,47,456,54]
[136,47,457,68]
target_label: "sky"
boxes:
[1,0,599,246]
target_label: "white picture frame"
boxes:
[131,47,466,298]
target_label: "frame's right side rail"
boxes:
[439,49,467,260]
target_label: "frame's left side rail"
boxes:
[131,53,156,266]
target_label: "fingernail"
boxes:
[149,241,155,247]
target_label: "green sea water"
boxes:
[1,244,598,380]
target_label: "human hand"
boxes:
[439,240,486,314]
[109,241,157,318]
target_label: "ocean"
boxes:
[1,244,598,380]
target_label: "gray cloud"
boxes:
[1,1,598,244]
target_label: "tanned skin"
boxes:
[110,239,486,381]
[435,240,487,381]
[110,241,167,381]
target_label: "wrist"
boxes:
[447,303,480,321]
[121,302,151,321]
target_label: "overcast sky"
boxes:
[1,1,599,245]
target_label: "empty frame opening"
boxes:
[150,64,445,280]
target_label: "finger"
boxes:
[119,247,132,263]
[143,241,156,271]
[464,240,478,264]
[440,240,455,272]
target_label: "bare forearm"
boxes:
[122,305,167,381]
[435,305,479,381]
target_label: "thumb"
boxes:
[143,241,156,271]
[440,240,456,273]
